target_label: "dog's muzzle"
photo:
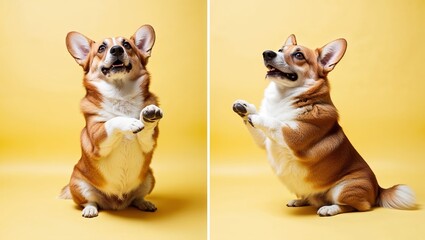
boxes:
[263,50,298,81]
[101,46,132,75]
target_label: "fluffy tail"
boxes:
[59,184,72,199]
[377,184,416,209]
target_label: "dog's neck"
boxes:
[90,74,147,101]
[263,77,335,114]
[265,78,317,102]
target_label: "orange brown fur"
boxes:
[233,35,416,216]
[61,25,162,217]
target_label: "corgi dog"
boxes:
[232,35,416,216]
[60,25,163,218]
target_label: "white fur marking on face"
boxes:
[102,38,130,72]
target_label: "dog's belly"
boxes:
[97,136,144,198]
[266,139,320,196]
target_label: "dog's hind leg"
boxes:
[69,178,101,218]
[132,169,157,212]
[318,179,375,216]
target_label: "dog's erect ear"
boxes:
[132,25,156,58]
[66,32,93,66]
[318,38,347,74]
[284,34,297,46]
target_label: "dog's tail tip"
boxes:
[58,184,72,200]
[378,184,416,210]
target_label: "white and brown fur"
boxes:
[60,25,162,218]
[233,35,416,216]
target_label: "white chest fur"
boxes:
[91,79,146,198]
[260,81,319,196]
[92,79,144,120]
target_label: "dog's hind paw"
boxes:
[82,203,99,218]
[317,205,341,217]
[133,199,157,212]
[287,199,309,207]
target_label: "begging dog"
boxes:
[60,25,162,218]
[232,35,415,216]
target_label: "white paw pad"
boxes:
[317,205,341,217]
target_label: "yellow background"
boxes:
[0,0,206,239]
[211,0,425,239]
[2,0,425,239]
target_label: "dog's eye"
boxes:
[278,49,283,52]
[123,41,131,50]
[293,52,305,60]
[98,44,106,53]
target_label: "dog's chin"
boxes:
[101,60,133,76]
[265,66,298,81]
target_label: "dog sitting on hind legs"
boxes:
[232,34,416,216]
[60,25,162,218]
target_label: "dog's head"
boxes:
[263,35,347,88]
[66,25,155,84]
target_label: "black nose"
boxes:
[110,45,124,57]
[263,50,277,61]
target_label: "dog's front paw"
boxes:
[141,105,163,123]
[122,118,144,134]
[246,114,262,128]
[106,117,144,135]
[232,100,257,117]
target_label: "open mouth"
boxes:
[101,60,132,75]
[266,65,298,81]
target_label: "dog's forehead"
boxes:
[282,44,305,52]
[100,36,127,45]
[281,44,316,56]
